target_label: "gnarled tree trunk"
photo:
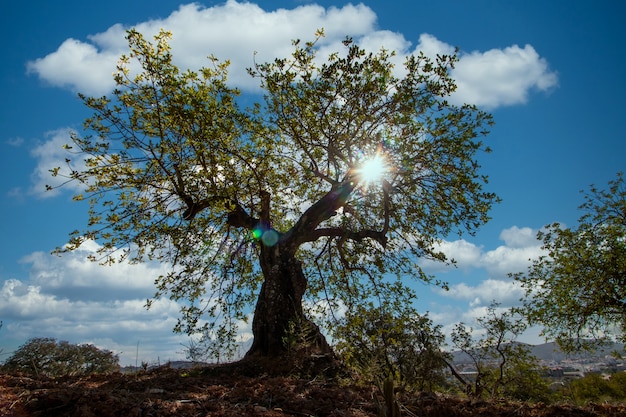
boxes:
[246,242,331,357]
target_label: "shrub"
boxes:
[567,372,626,404]
[449,303,550,401]
[2,337,120,378]
[334,302,449,391]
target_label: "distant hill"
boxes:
[528,341,624,362]
[451,341,625,364]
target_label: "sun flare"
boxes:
[357,154,387,186]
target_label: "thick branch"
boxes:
[301,227,388,248]
[442,358,472,395]
[310,162,339,186]
[285,181,354,246]
[382,179,392,235]
[172,163,212,221]
[226,200,259,229]
[182,199,212,221]
[177,187,259,227]
[259,190,271,223]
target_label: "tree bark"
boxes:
[245,241,332,357]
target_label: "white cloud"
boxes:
[483,226,544,276]
[26,2,377,96]
[28,129,86,198]
[20,240,168,301]
[418,238,483,272]
[26,1,557,108]
[0,240,189,365]
[499,225,538,248]
[419,225,548,345]
[420,225,543,277]
[452,44,558,109]
[26,38,122,95]
[415,33,456,58]
[439,279,525,307]
[480,243,542,277]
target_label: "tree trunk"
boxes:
[245,242,332,357]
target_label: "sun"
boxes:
[357,154,388,186]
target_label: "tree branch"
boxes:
[226,200,259,229]
[287,181,354,246]
[301,227,388,248]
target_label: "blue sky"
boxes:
[1,0,624,365]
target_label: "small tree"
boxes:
[513,173,626,352]
[180,337,210,365]
[449,303,547,400]
[335,290,449,391]
[3,338,120,378]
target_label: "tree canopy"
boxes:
[513,173,626,351]
[3,338,120,378]
[52,29,497,357]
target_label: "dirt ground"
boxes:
[1,358,625,417]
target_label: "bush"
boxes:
[2,337,120,378]
[449,303,550,401]
[608,371,626,398]
[334,302,449,391]
[567,372,626,404]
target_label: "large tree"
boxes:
[513,173,626,351]
[52,29,496,358]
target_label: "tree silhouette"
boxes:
[53,29,497,358]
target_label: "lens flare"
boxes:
[251,225,280,247]
[358,154,387,186]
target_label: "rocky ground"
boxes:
[1,357,625,417]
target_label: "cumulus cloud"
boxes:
[452,44,559,109]
[20,240,169,301]
[28,129,85,198]
[26,2,376,96]
[26,38,122,95]
[419,225,547,343]
[499,225,538,248]
[424,239,484,272]
[0,240,189,365]
[439,279,525,307]
[480,243,543,277]
[420,225,543,277]
[26,1,557,108]
[415,33,456,58]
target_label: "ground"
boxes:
[1,358,625,417]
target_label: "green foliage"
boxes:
[565,372,626,404]
[52,28,497,357]
[180,330,241,365]
[282,315,320,356]
[450,303,548,400]
[513,172,626,352]
[334,292,449,391]
[484,353,551,402]
[2,337,120,378]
